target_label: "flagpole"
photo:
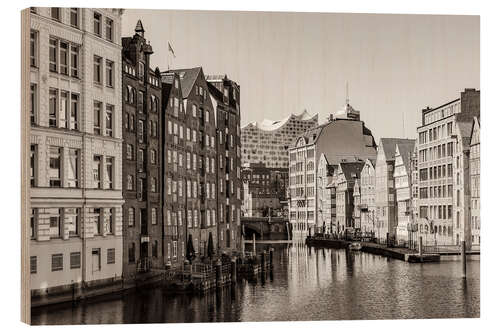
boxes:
[167,40,170,70]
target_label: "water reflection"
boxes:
[32,242,479,324]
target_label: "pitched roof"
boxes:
[395,140,416,173]
[205,74,227,82]
[326,164,336,176]
[363,158,376,171]
[207,81,223,102]
[168,67,202,98]
[379,138,416,162]
[135,20,144,33]
[456,120,474,147]
[338,162,365,181]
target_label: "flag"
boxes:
[168,42,176,58]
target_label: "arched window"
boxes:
[125,85,131,103]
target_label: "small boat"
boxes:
[349,242,362,251]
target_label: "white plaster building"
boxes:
[415,89,479,247]
[360,159,376,234]
[375,138,415,242]
[469,117,480,247]
[29,7,123,295]
[288,102,377,238]
[317,154,336,233]
[394,141,416,244]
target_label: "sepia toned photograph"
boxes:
[21,6,479,325]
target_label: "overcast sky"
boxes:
[122,10,479,142]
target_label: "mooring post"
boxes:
[253,233,256,257]
[386,232,390,247]
[418,236,423,256]
[215,259,222,287]
[260,251,266,272]
[269,247,274,268]
[461,240,466,279]
[241,234,245,257]
[231,258,237,283]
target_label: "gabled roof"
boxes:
[135,20,145,33]
[338,162,365,182]
[470,116,480,145]
[395,141,416,173]
[456,120,474,147]
[379,138,416,162]
[207,81,223,102]
[205,74,227,82]
[168,67,203,98]
[326,164,336,176]
[362,158,376,172]
[297,122,327,145]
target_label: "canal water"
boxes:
[31,241,480,324]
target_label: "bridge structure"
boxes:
[241,216,291,240]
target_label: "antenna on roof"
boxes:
[402,113,406,138]
[346,81,349,105]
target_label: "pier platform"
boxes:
[305,237,440,263]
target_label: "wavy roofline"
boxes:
[242,110,318,132]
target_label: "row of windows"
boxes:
[419,185,453,199]
[420,205,453,220]
[124,86,159,113]
[30,248,115,275]
[126,207,158,227]
[125,145,157,166]
[167,120,218,149]
[125,175,157,194]
[30,207,116,240]
[418,122,453,144]
[93,11,115,42]
[418,142,453,162]
[35,8,114,42]
[30,145,80,188]
[30,31,81,80]
[94,55,115,87]
[419,164,453,181]
[31,8,81,30]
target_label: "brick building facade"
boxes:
[207,75,242,253]
[161,67,219,261]
[121,21,163,280]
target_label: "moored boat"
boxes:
[349,242,362,251]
